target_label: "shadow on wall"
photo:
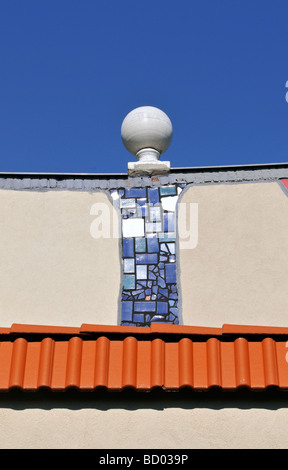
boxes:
[0,389,286,411]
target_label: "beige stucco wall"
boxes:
[0,395,287,449]
[0,190,121,327]
[178,182,288,327]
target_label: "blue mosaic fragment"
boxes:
[165,264,177,283]
[125,188,147,198]
[138,280,148,287]
[148,271,156,280]
[123,238,134,257]
[159,288,168,297]
[158,232,176,242]
[136,253,158,264]
[133,313,145,323]
[160,243,168,253]
[169,293,178,299]
[149,206,162,222]
[164,212,175,232]
[135,301,156,312]
[170,307,178,316]
[157,277,166,288]
[124,274,135,290]
[157,302,168,314]
[137,198,147,206]
[122,302,133,322]
[160,186,177,196]
[147,236,159,253]
[167,243,175,254]
[137,206,146,217]
[135,237,146,252]
[148,188,159,205]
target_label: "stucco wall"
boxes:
[0,189,120,326]
[2,180,288,328]
[179,182,288,327]
[0,392,286,449]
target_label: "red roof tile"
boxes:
[0,323,288,392]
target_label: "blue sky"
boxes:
[0,0,287,174]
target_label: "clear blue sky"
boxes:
[0,0,287,174]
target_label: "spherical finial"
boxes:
[121,106,173,161]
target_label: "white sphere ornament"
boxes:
[121,106,173,162]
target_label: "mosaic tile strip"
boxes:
[110,184,187,326]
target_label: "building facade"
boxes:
[1,107,288,448]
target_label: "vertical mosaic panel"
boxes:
[110,184,186,326]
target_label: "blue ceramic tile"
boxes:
[165,264,177,283]
[120,198,136,209]
[160,243,168,252]
[170,307,178,315]
[147,236,159,253]
[164,212,175,231]
[123,238,134,257]
[159,288,168,297]
[122,301,133,322]
[160,186,177,196]
[133,313,145,323]
[157,302,168,314]
[149,206,162,222]
[157,277,166,288]
[134,301,156,312]
[148,188,159,205]
[137,198,147,206]
[125,188,147,198]
[135,237,146,252]
[167,243,175,254]
[158,232,176,242]
[146,222,162,233]
[136,253,158,264]
[124,274,135,290]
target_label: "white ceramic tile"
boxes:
[124,258,135,273]
[161,195,178,212]
[136,265,147,279]
[122,218,145,237]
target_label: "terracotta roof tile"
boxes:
[0,323,287,392]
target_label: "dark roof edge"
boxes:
[0,162,288,179]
